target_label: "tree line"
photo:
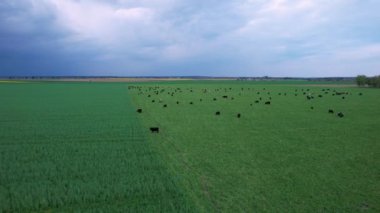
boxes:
[356,75,380,88]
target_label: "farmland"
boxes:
[128,80,380,212]
[0,82,192,212]
[1,80,379,212]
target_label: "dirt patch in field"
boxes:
[292,84,356,88]
[43,78,193,82]
[0,80,24,83]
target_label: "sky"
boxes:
[0,0,379,77]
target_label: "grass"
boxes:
[0,82,192,212]
[128,81,379,212]
[0,80,378,212]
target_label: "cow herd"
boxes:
[128,85,361,133]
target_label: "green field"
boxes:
[0,83,192,212]
[0,81,379,212]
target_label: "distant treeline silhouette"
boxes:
[356,75,380,88]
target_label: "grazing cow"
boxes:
[359,93,363,96]
[163,104,167,108]
[137,109,142,113]
[336,92,346,95]
[237,113,241,118]
[148,95,151,97]
[215,111,220,115]
[152,100,155,103]
[176,101,179,104]
[150,127,159,133]
[255,100,259,103]
[213,98,217,101]
[223,95,228,98]
[318,95,323,98]
[265,101,271,105]
[337,112,344,118]
[328,109,334,113]
[342,96,345,99]
[190,102,193,105]
[259,97,262,100]
[310,106,314,110]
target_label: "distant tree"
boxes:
[353,75,380,88]
[356,75,367,87]
[373,76,380,88]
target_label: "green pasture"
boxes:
[0,80,379,212]
[129,80,379,212]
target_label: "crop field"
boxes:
[0,83,192,212]
[0,80,379,212]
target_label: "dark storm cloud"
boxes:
[0,0,379,77]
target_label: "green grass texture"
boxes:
[129,81,379,212]
[0,82,193,212]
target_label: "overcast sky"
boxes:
[0,0,379,77]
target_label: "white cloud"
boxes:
[0,0,379,76]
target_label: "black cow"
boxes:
[152,100,155,103]
[176,101,179,104]
[213,98,217,101]
[336,92,346,95]
[310,106,314,110]
[255,100,259,103]
[337,112,344,118]
[342,96,345,99]
[190,102,193,105]
[223,95,228,98]
[137,109,142,113]
[328,109,334,113]
[359,93,363,96]
[215,111,220,115]
[150,127,159,133]
[163,104,167,108]
[265,101,271,105]
[237,113,241,118]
